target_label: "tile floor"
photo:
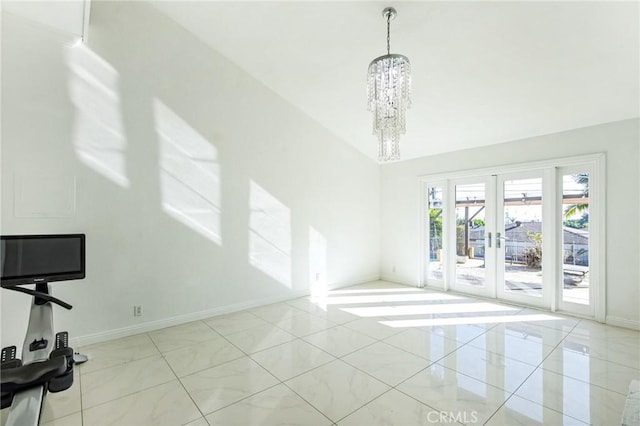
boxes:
[2,280,639,425]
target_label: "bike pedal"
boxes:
[50,332,75,383]
[55,332,69,350]
[1,346,21,369]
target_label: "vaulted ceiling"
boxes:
[6,1,639,162]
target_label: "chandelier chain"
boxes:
[386,13,391,55]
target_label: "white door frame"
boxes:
[447,175,496,299]
[420,181,448,290]
[556,163,602,319]
[495,169,553,310]
[419,153,605,321]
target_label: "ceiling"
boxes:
[2,0,88,43]
[7,1,640,162]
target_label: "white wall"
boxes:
[1,2,380,348]
[381,119,640,327]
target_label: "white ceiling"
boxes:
[150,1,639,162]
[8,1,639,162]
[3,0,88,43]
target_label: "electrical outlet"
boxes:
[134,305,143,317]
[315,273,321,281]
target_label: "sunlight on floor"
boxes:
[380,313,563,328]
[308,281,567,330]
[315,292,466,306]
[342,302,519,318]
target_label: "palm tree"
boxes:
[564,173,589,218]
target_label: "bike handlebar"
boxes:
[1,286,72,310]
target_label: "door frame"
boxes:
[419,153,605,321]
[420,181,448,290]
[447,175,497,299]
[495,169,554,310]
[556,163,602,319]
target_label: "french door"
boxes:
[495,171,552,309]
[422,157,602,319]
[448,176,496,299]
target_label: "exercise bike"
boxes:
[1,234,86,426]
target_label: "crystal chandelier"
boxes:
[367,7,411,162]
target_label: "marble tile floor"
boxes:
[2,280,638,426]
[622,380,640,426]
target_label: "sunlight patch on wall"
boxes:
[154,100,221,244]
[341,302,519,318]
[380,313,562,328]
[309,226,327,298]
[249,181,291,287]
[67,44,128,187]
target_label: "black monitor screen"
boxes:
[1,234,85,286]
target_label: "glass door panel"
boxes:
[455,183,486,287]
[561,171,590,307]
[451,178,495,297]
[427,186,445,285]
[502,177,544,297]
[496,172,549,308]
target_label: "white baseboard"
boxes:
[71,274,382,348]
[380,276,419,287]
[328,274,381,290]
[606,316,640,330]
[71,289,309,347]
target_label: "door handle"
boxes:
[486,232,492,248]
[497,232,506,248]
